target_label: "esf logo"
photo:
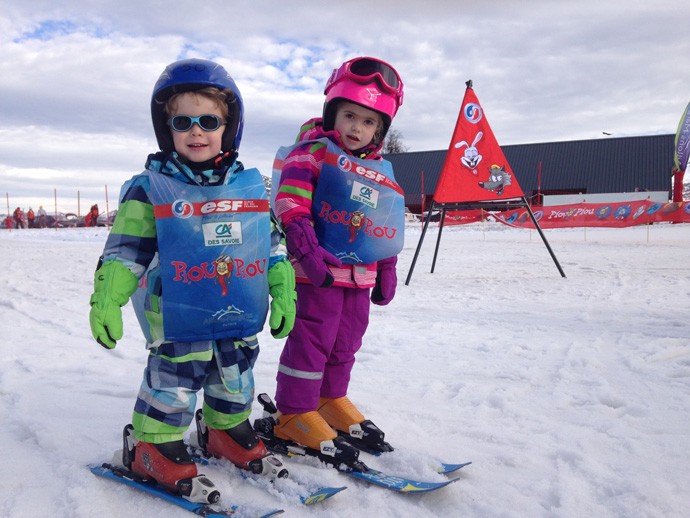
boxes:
[353,165,388,184]
[463,103,482,124]
[172,199,194,218]
[200,200,245,214]
[337,155,353,172]
[337,155,389,186]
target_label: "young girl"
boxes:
[270,57,405,465]
[89,58,295,501]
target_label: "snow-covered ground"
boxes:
[1,222,689,517]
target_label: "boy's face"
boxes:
[333,101,382,152]
[170,92,225,163]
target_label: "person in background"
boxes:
[269,57,406,466]
[88,58,296,502]
[13,207,25,229]
[26,207,35,228]
[85,204,100,227]
[37,206,47,228]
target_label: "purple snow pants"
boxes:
[275,283,371,414]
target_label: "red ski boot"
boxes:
[195,410,288,479]
[122,424,219,504]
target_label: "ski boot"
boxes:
[122,424,220,504]
[253,393,362,471]
[318,396,393,453]
[195,409,288,479]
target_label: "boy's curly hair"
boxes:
[164,87,231,120]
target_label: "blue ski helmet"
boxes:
[151,58,244,155]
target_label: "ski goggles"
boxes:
[168,114,226,132]
[331,57,403,95]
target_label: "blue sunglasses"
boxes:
[168,114,226,132]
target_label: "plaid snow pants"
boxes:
[131,336,259,443]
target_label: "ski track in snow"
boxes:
[1,224,689,517]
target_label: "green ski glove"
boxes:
[267,259,297,338]
[89,260,139,349]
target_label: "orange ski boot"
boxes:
[318,396,393,452]
[273,410,337,451]
[252,393,364,471]
[273,410,361,468]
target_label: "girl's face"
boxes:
[170,92,225,163]
[333,101,382,152]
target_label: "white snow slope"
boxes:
[1,222,689,517]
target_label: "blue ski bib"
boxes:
[273,138,405,263]
[147,169,270,341]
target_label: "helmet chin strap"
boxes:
[214,152,231,167]
[219,150,239,166]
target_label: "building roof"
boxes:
[385,133,675,206]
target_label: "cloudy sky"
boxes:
[2,0,689,214]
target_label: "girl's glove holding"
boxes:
[371,256,397,306]
[285,218,342,287]
[89,260,138,349]
[268,259,297,338]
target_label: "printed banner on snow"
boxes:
[434,81,525,203]
[492,200,690,229]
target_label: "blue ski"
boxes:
[300,485,347,505]
[346,460,471,492]
[438,461,473,475]
[347,469,460,493]
[90,464,284,517]
[190,451,347,506]
[337,430,472,475]
[252,393,469,494]
[335,431,472,481]
[254,424,468,494]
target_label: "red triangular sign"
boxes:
[434,81,524,203]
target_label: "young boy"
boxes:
[269,57,405,467]
[89,58,296,501]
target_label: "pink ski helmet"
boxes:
[322,56,404,142]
